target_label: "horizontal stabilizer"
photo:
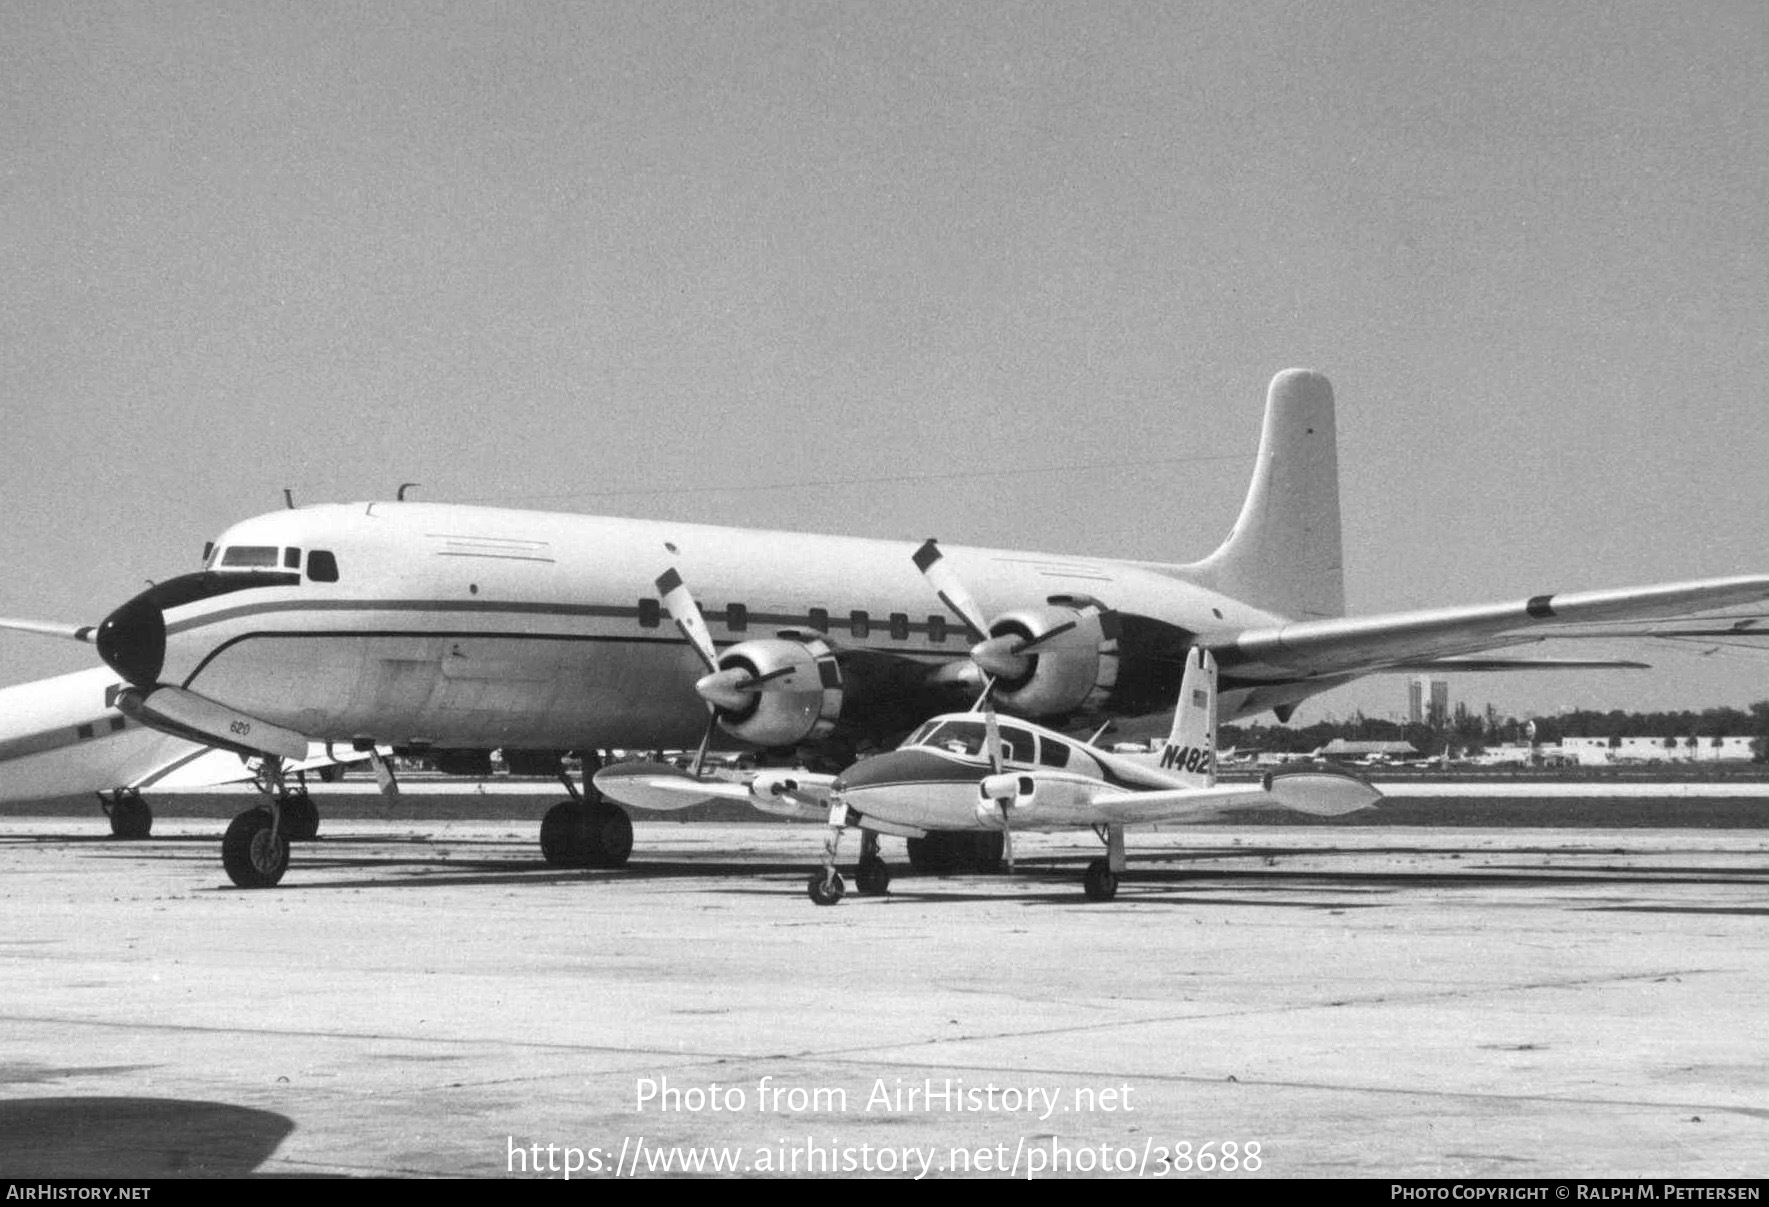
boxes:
[1382,655,1650,672]
[1264,771,1382,816]
[1221,575,1769,680]
[114,686,308,762]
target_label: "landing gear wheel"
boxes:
[540,800,634,868]
[906,831,1002,874]
[222,808,290,889]
[107,792,152,840]
[808,871,846,906]
[971,831,1004,874]
[856,856,891,896]
[280,791,320,842]
[1083,858,1118,903]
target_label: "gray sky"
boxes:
[4,1,1767,724]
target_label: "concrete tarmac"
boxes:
[2,809,1768,1179]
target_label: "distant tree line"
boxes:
[1221,701,1769,761]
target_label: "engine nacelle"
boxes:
[713,634,843,749]
[984,605,1118,718]
[975,772,1037,827]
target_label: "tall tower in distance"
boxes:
[1409,677,1451,726]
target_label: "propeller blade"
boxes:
[1009,604,1121,655]
[656,568,720,673]
[0,617,97,644]
[912,539,989,642]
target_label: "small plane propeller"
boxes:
[655,567,799,777]
[0,617,98,645]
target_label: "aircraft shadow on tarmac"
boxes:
[0,1096,297,1178]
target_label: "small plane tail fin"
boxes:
[1156,646,1218,788]
[1181,369,1344,621]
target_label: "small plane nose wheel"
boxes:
[809,799,851,905]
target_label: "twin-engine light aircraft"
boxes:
[594,646,1381,903]
[5,368,1768,888]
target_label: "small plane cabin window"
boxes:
[221,545,280,568]
[638,598,661,629]
[202,541,214,566]
[903,721,938,748]
[850,610,870,639]
[307,550,340,582]
[726,603,748,632]
[928,615,947,643]
[1001,725,1037,764]
[925,720,987,757]
[283,547,302,569]
[808,607,829,633]
[889,612,909,640]
[1039,740,1071,769]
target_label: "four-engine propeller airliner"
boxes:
[5,368,1766,889]
[594,646,1381,903]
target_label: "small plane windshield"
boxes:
[914,718,1036,764]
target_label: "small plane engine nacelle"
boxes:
[982,605,1118,718]
[711,634,842,749]
[975,772,1037,827]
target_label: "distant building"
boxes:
[1314,739,1419,763]
[1556,736,1756,765]
[1408,677,1450,726]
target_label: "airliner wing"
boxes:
[1083,770,1379,826]
[1217,575,1769,681]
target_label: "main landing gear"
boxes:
[540,753,633,869]
[904,830,1004,875]
[1082,822,1128,902]
[808,806,890,905]
[100,788,152,839]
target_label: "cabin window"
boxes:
[726,603,748,632]
[849,610,870,638]
[808,607,829,633]
[1000,725,1037,764]
[889,612,909,640]
[221,545,280,568]
[283,547,302,569]
[76,723,94,740]
[928,615,947,643]
[638,598,661,629]
[307,550,340,582]
[1038,741,1070,768]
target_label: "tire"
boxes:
[970,831,1004,874]
[280,792,320,842]
[856,856,891,896]
[808,871,846,906]
[540,801,634,868]
[1083,858,1118,903]
[108,795,152,840]
[222,808,290,889]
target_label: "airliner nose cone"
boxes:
[95,593,166,687]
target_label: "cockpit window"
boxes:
[307,550,339,583]
[915,719,1034,764]
[221,545,280,568]
[202,541,214,566]
[283,547,302,570]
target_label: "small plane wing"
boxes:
[1217,575,1769,681]
[1081,770,1379,826]
[592,762,836,821]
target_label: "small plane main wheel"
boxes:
[971,831,1005,874]
[222,808,290,889]
[1083,858,1118,903]
[856,856,891,896]
[108,793,153,840]
[904,835,936,874]
[807,871,846,906]
[280,791,320,842]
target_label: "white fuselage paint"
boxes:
[166,502,1281,750]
